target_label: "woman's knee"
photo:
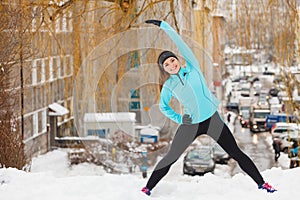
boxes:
[155,155,177,170]
[227,148,247,161]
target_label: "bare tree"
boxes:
[0,0,189,170]
[0,1,30,170]
[224,0,299,106]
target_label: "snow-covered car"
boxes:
[183,146,215,176]
[271,122,300,138]
[268,97,280,105]
[277,91,287,101]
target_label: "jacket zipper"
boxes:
[176,73,184,86]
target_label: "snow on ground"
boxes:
[1,112,297,199]
[1,112,297,200]
[0,148,299,200]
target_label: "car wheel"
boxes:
[183,167,188,175]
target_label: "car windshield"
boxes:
[213,144,225,152]
[240,106,250,111]
[254,112,269,118]
[241,111,250,118]
[241,88,250,91]
[274,128,298,135]
[187,150,211,161]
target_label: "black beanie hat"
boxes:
[158,51,178,68]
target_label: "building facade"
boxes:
[2,0,221,158]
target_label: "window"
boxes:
[130,51,139,68]
[32,60,37,85]
[129,89,140,111]
[274,129,287,133]
[32,58,46,85]
[41,59,45,82]
[24,115,33,140]
[31,6,38,32]
[32,112,38,136]
[88,129,106,138]
[49,57,54,80]
[37,110,47,134]
[55,11,73,33]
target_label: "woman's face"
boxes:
[162,57,180,74]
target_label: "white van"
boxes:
[271,122,300,138]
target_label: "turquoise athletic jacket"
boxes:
[159,21,220,124]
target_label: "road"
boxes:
[156,112,288,182]
[225,73,285,175]
[229,119,278,176]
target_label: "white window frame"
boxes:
[69,55,74,76]
[68,11,73,32]
[32,60,37,85]
[62,13,67,32]
[49,57,53,81]
[41,58,45,83]
[31,6,37,32]
[42,109,47,133]
[55,16,61,32]
[57,57,61,78]
[32,112,38,136]
[50,56,61,80]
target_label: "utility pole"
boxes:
[20,42,24,140]
[19,0,24,140]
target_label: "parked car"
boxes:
[183,146,215,176]
[241,87,250,97]
[212,143,231,164]
[269,87,280,97]
[226,102,239,114]
[276,134,299,153]
[239,110,250,128]
[240,82,251,97]
[268,97,280,105]
[277,91,287,102]
[249,76,260,84]
[253,84,261,96]
[263,71,275,75]
[270,122,300,138]
[257,93,269,107]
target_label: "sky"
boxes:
[0,146,299,200]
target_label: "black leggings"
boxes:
[146,112,264,190]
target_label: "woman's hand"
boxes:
[145,20,162,27]
[182,114,192,125]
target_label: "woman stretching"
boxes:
[141,20,276,196]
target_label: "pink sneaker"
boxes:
[141,187,151,196]
[258,182,277,193]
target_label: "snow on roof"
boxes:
[140,127,159,136]
[134,124,160,130]
[224,46,256,54]
[48,103,69,116]
[83,112,136,123]
[49,0,69,6]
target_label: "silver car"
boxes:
[212,143,231,164]
[183,146,215,176]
